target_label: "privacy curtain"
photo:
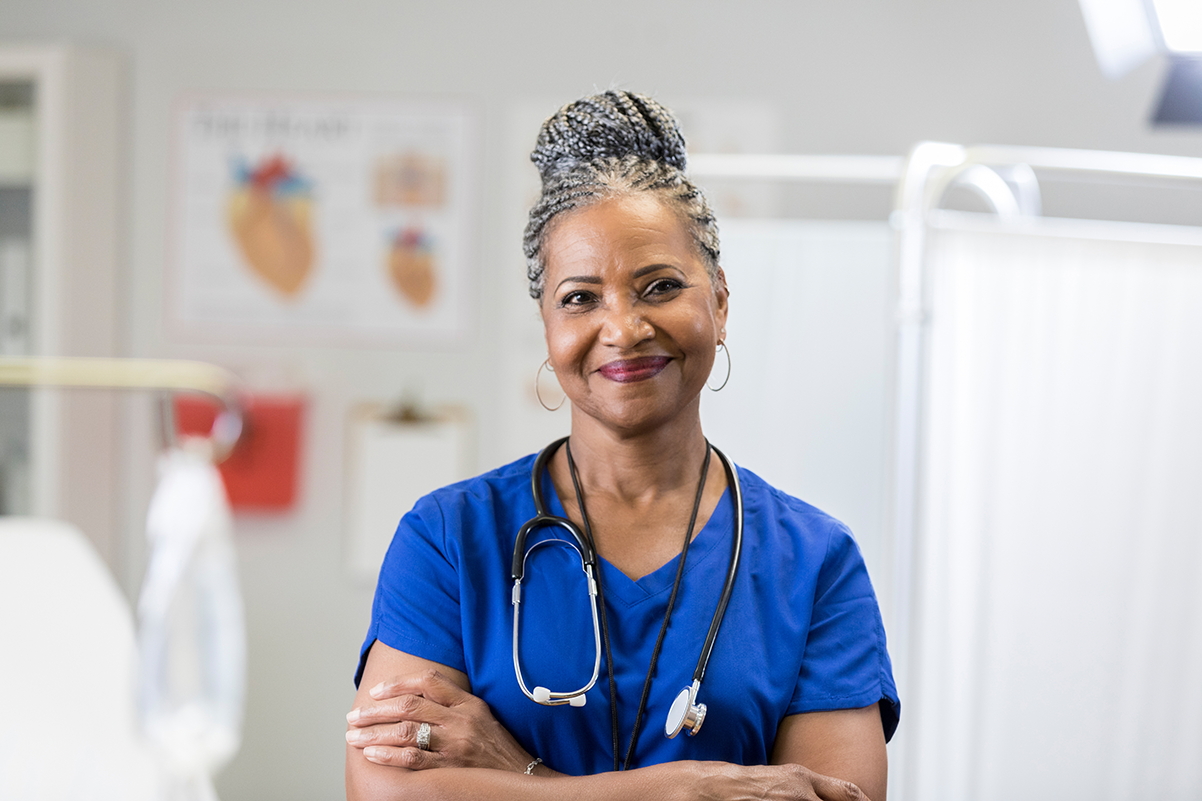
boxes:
[702,220,894,585]
[907,219,1202,801]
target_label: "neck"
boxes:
[563,406,709,504]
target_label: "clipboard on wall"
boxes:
[343,403,472,582]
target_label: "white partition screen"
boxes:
[702,220,894,585]
[908,218,1202,801]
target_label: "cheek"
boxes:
[686,311,724,376]
[543,318,589,372]
[681,308,719,352]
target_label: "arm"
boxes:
[347,642,870,801]
[345,641,677,799]
[766,516,896,801]
[346,641,553,780]
[771,707,887,801]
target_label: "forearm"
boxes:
[348,753,867,801]
[347,755,705,801]
[770,707,886,801]
[346,649,882,800]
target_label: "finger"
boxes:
[345,720,424,749]
[362,745,440,771]
[370,668,469,706]
[809,772,865,801]
[349,692,443,727]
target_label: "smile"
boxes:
[597,356,671,383]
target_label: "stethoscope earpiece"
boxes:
[531,685,587,707]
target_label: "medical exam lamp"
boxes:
[1079,0,1202,123]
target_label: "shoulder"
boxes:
[379,452,540,581]
[398,452,538,546]
[733,465,866,586]
[735,465,854,543]
[420,452,537,510]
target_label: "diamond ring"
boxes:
[416,721,432,751]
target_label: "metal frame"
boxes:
[0,356,244,461]
[689,153,904,184]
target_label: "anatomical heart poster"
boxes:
[170,96,475,344]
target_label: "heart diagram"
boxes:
[227,155,315,298]
[387,226,437,307]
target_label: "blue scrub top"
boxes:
[357,452,899,775]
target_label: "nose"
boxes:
[598,300,654,349]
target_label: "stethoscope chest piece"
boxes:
[665,680,706,738]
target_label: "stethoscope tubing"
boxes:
[512,440,604,706]
[692,443,742,685]
[512,539,603,705]
[511,437,742,713]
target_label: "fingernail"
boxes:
[364,747,382,762]
[346,709,360,723]
[345,729,363,744]
[370,682,386,698]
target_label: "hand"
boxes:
[346,669,542,774]
[693,761,872,801]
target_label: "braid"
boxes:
[523,91,721,300]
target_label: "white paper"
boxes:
[344,410,470,581]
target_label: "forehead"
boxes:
[542,194,700,277]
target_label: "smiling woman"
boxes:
[540,193,727,439]
[345,91,899,801]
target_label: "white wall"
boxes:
[2,1,1200,799]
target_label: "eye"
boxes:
[559,289,597,308]
[644,277,685,297]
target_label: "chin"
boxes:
[578,395,701,439]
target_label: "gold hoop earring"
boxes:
[535,358,566,411]
[707,341,731,392]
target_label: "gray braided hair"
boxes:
[523,91,721,300]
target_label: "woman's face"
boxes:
[539,193,728,436]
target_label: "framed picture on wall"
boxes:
[169,94,476,346]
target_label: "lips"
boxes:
[597,356,671,383]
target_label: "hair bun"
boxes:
[531,91,687,182]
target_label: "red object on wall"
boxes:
[174,394,305,512]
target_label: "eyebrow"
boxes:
[554,264,681,291]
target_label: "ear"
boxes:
[713,267,729,341]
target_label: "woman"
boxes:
[346,91,899,801]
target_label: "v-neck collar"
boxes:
[541,468,734,608]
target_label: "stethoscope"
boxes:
[511,437,743,743]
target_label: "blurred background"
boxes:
[0,1,1200,800]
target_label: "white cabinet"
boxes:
[0,46,124,567]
